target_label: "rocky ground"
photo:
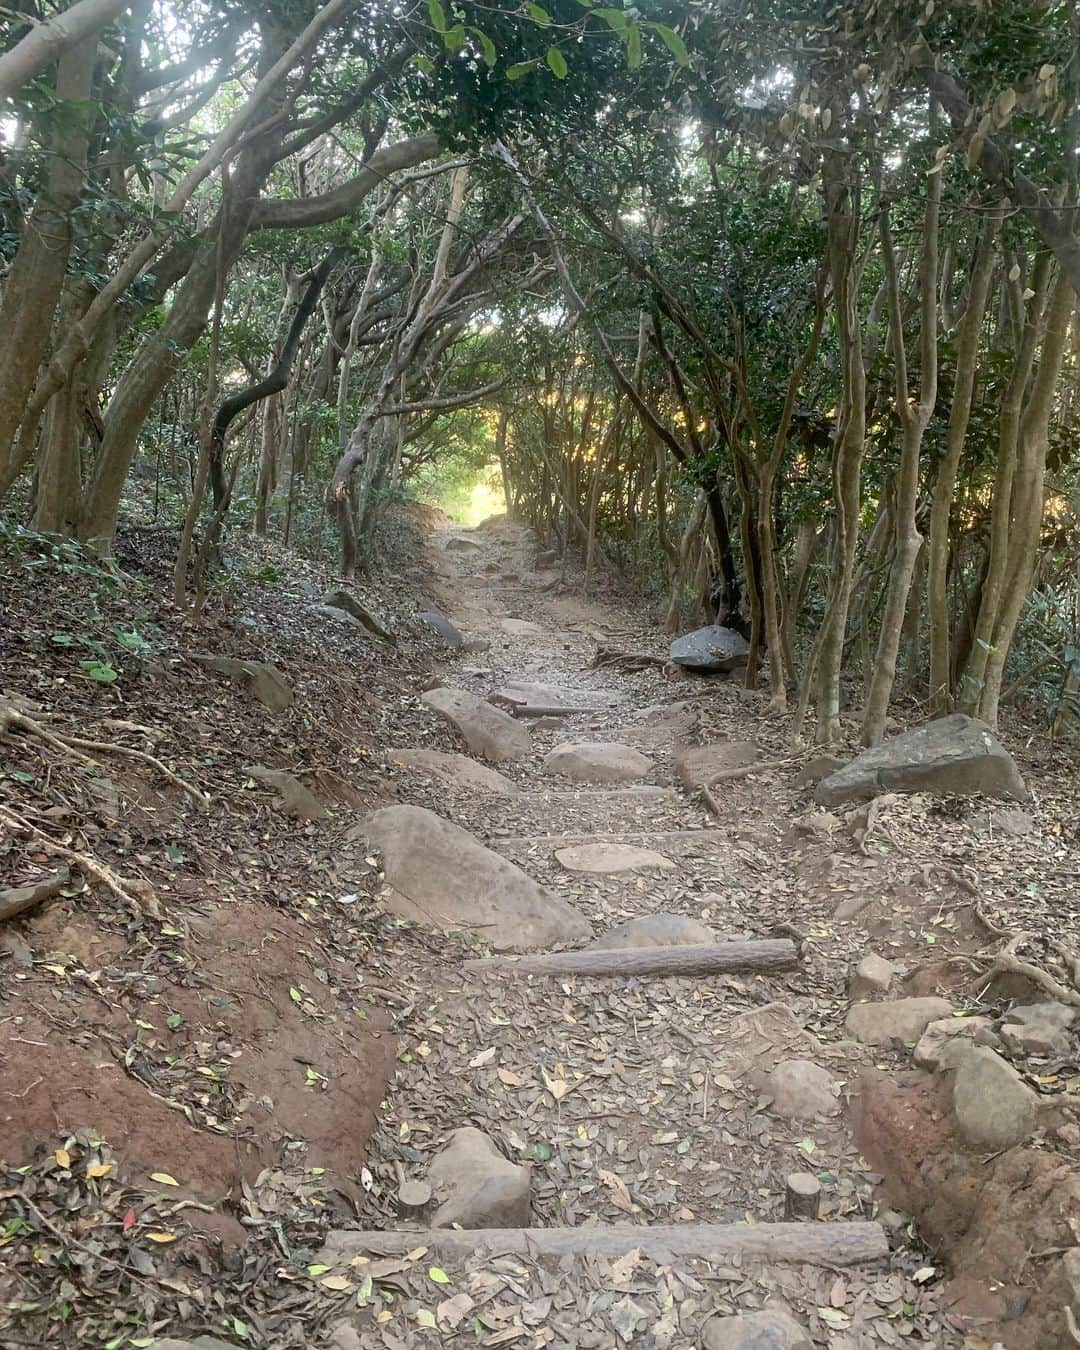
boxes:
[1,511,1079,1350]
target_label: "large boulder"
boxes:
[588,914,713,949]
[390,748,518,797]
[543,742,653,784]
[815,715,1027,807]
[913,1015,997,1070]
[427,1127,532,1229]
[194,655,293,712]
[668,625,750,673]
[952,1046,1040,1150]
[763,1059,841,1120]
[421,687,532,763]
[845,997,953,1046]
[362,805,589,951]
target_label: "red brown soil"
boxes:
[855,1067,1080,1349]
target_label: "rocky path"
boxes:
[314,518,1079,1350]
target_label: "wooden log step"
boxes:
[492,827,725,848]
[322,1221,888,1268]
[462,939,798,979]
[510,704,600,718]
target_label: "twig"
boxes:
[0,805,157,917]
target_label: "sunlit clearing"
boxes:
[460,479,504,527]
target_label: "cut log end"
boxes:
[783,1172,822,1221]
[397,1179,433,1216]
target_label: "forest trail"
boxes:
[319,516,1042,1350]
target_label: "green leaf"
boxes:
[50,632,75,645]
[442,24,466,52]
[506,58,541,80]
[416,1309,437,1328]
[5,769,33,783]
[626,23,642,68]
[426,0,447,32]
[526,2,551,25]
[79,659,118,684]
[412,53,436,74]
[167,1012,183,1029]
[593,7,628,32]
[546,45,567,77]
[648,21,689,66]
[472,27,497,67]
[289,986,303,1003]
[308,1263,330,1278]
[429,1265,451,1284]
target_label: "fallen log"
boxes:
[510,704,600,719]
[463,939,798,979]
[322,1220,888,1268]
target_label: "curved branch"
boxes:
[0,0,127,102]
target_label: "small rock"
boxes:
[421,686,532,763]
[1063,1247,1080,1313]
[703,1308,812,1350]
[845,997,953,1046]
[815,714,1027,807]
[327,1324,363,1350]
[1000,1019,1071,1057]
[535,548,558,566]
[849,953,898,999]
[501,618,545,638]
[391,749,519,798]
[0,933,33,967]
[443,534,483,552]
[427,1127,532,1229]
[764,1059,840,1120]
[418,609,463,649]
[674,741,759,791]
[792,810,840,838]
[878,1208,909,1233]
[322,589,395,642]
[194,655,293,712]
[588,914,714,950]
[668,625,750,674]
[913,1016,997,1070]
[245,765,325,821]
[554,843,675,875]
[953,1045,1040,1150]
[543,742,653,784]
[151,1339,237,1350]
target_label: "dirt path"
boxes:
[322,519,1006,1348]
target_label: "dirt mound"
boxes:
[855,1067,1080,1349]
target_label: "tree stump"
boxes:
[784,1172,822,1221]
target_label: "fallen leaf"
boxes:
[469,1045,497,1068]
[150,1172,179,1187]
[598,1170,634,1214]
[437,1291,474,1327]
[429,1265,451,1285]
[54,1148,71,1169]
[320,1274,353,1291]
[610,1247,641,1287]
[145,1231,176,1243]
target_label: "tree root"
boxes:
[0,700,209,809]
[0,804,160,918]
[706,755,797,785]
[971,931,1080,1008]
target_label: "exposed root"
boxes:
[0,804,159,918]
[705,755,797,785]
[972,931,1080,1008]
[0,699,209,809]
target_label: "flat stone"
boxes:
[501,618,546,638]
[816,714,1027,807]
[427,1127,532,1229]
[913,1016,996,1070]
[668,625,750,673]
[849,953,898,999]
[245,765,326,821]
[845,997,953,1046]
[1006,1002,1078,1031]
[421,686,532,763]
[327,1323,363,1350]
[194,655,293,712]
[543,742,653,784]
[362,805,589,952]
[703,1308,812,1350]
[496,680,621,710]
[989,807,1037,837]
[554,843,675,875]
[443,534,483,551]
[953,1046,1040,1150]
[390,749,518,798]
[588,914,714,950]
[674,741,759,791]
[764,1059,841,1120]
[418,609,463,649]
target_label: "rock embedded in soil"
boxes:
[322,589,395,641]
[421,686,532,763]
[988,806,1038,836]
[501,617,546,638]
[554,842,675,875]
[703,1308,812,1350]
[151,1339,238,1350]
[1007,1001,1078,1031]
[952,1045,1041,1150]
[913,1015,997,1070]
[725,1003,817,1076]
[390,748,519,797]
[848,952,898,998]
[496,680,621,710]
[417,608,464,648]
[792,754,846,789]
[1000,1018,1071,1057]
[543,741,653,784]
[764,1059,841,1120]
[668,624,750,673]
[845,997,953,1046]
[362,805,590,951]
[194,655,293,712]
[815,713,1027,806]
[587,913,714,950]
[674,740,759,791]
[427,1126,532,1229]
[245,765,326,821]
